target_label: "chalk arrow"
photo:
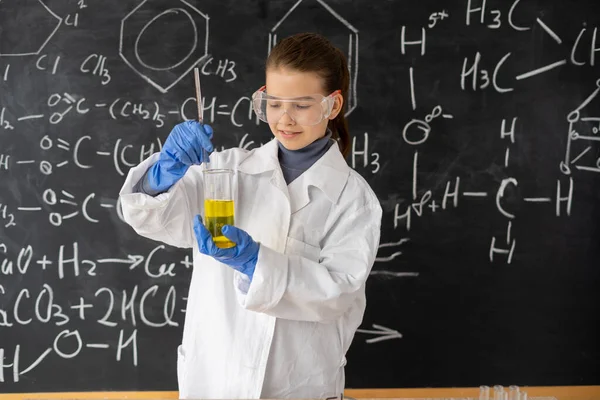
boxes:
[356,324,403,344]
[96,255,144,270]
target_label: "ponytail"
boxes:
[329,113,350,158]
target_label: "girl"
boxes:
[119,33,382,399]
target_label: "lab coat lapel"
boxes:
[237,138,279,175]
[237,138,289,200]
[287,142,350,214]
[238,139,291,252]
[287,173,311,214]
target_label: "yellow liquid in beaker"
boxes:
[204,199,235,249]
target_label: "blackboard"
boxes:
[1,0,599,393]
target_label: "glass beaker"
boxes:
[203,169,235,249]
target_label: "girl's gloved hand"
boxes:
[193,215,259,280]
[147,121,213,192]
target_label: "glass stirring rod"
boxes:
[193,67,210,170]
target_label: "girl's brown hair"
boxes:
[266,32,351,157]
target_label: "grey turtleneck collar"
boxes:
[278,129,334,184]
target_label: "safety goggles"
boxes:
[251,86,341,126]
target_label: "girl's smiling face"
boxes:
[265,67,343,151]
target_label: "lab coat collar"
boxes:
[237,137,350,205]
[237,138,280,175]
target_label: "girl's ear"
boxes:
[328,92,344,120]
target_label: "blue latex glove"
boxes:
[193,215,260,280]
[147,121,214,192]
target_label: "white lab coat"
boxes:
[119,138,382,399]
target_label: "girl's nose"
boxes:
[277,108,297,125]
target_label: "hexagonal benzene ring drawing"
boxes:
[0,0,62,57]
[268,0,359,116]
[120,0,209,93]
